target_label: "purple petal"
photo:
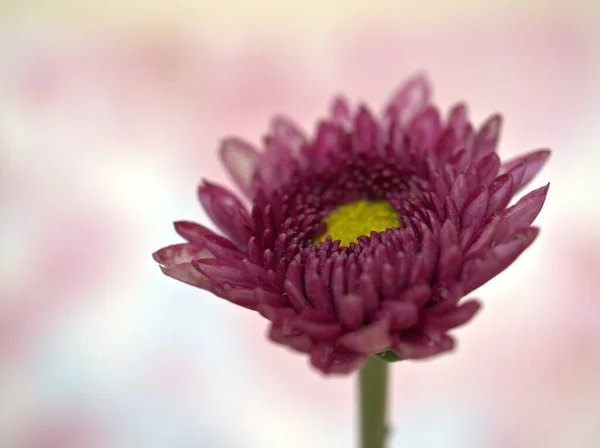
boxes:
[192,258,254,288]
[495,184,549,242]
[446,102,469,140]
[392,333,455,359]
[450,173,469,211]
[335,293,366,331]
[464,214,500,259]
[354,105,379,153]
[269,323,314,354]
[383,73,431,128]
[398,284,432,308]
[486,173,514,216]
[283,280,311,312]
[270,115,307,156]
[153,243,213,266]
[152,243,214,288]
[461,185,489,229]
[173,221,216,245]
[476,152,501,186]
[437,245,463,282]
[461,227,539,293]
[197,181,252,247]
[381,301,419,331]
[473,114,502,160]
[500,149,551,193]
[410,106,442,150]
[426,299,481,330]
[219,138,259,198]
[330,96,352,128]
[309,344,367,374]
[294,319,343,341]
[338,318,392,354]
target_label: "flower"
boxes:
[153,74,549,374]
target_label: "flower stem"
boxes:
[359,355,389,448]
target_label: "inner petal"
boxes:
[314,200,401,246]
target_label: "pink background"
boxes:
[1,1,600,447]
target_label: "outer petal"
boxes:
[197,181,252,247]
[383,73,431,129]
[500,149,551,193]
[495,184,549,242]
[152,243,214,288]
[219,138,260,199]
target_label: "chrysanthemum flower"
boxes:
[153,74,549,374]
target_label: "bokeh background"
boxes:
[1,0,600,447]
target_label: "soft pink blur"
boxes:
[1,3,599,447]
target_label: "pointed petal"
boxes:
[461,227,539,293]
[383,73,431,128]
[473,114,502,160]
[496,184,549,242]
[338,318,392,354]
[192,258,254,288]
[461,185,489,229]
[270,115,307,156]
[219,138,259,198]
[410,106,442,150]
[197,181,252,247]
[153,243,214,288]
[393,333,455,359]
[426,299,481,330]
[335,293,366,331]
[446,102,469,140]
[354,105,379,153]
[173,221,216,245]
[500,149,551,193]
[330,96,352,128]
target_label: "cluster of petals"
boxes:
[154,74,549,374]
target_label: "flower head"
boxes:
[153,74,549,374]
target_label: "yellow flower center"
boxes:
[314,200,401,246]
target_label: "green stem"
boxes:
[359,355,389,448]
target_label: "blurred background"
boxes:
[1,0,599,447]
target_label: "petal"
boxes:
[354,105,380,153]
[426,299,482,331]
[392,333,455,359]
[410,106,442,150]
[197,181,252,247]
[338,318,392,354]
[310,344,367,374]
[495,184,549,242]
[192,258,254,288]
[486,173,514,216]
[153,243,214,288]
[270,115,307,156]
[450,173,469,211]
[461,227,539,293]
[381,301,419,331]
[446,102,469,140]
[461,185,489,229]
[473,114,502,160]
[294,319,343,341]
[500,149,551,193]
[476,152,501,186]
[173,221,216,245]
[153,242,213,266]
[269,323,314,354]
[330,96,352,128]
[219,138,260,198]
[335,293,366,331]
[383,73,431,128]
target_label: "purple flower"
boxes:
[153,74,549,374]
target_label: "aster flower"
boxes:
[153,74,549,375]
